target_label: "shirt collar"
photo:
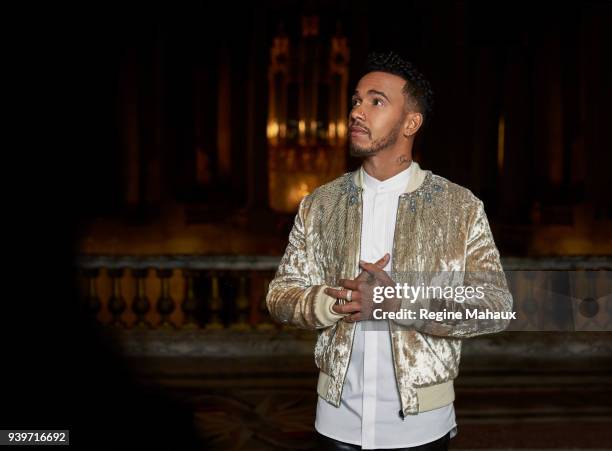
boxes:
[360,163,412,193]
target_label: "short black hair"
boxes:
[364,51,434,124]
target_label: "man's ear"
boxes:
[403,112,423,137]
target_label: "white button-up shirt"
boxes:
[315,164,458,449]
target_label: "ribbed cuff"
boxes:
[314,285,348,327]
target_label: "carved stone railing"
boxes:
[76,255,612,332]
[77,255,285,330]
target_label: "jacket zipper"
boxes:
[338,187,362,403]
[390,194,407,419]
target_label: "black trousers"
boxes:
[315,431,451,451]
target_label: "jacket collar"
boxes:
[352,160,428,194]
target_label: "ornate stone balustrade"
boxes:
[77,255,612,331]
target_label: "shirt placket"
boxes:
[361,187,388,449]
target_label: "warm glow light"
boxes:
[337,121,346,139]
[288,182,311,207]
[267,121,279,140]
[328,122,336,139]
[267,22,350,213]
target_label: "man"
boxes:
[266,51,513,450]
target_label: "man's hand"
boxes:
[324,254,399,322]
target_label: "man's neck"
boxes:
[362,157,412,182]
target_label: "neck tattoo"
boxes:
[397,155,412,166]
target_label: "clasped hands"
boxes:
[325,253,401,323]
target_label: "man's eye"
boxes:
[351,99,361,107]
[373,98,384,106]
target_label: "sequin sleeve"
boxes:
[266,195,347,329]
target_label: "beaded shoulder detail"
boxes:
[399,172,445,212]
[341,170,445,210]
[341,172,362,206]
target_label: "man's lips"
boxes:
[350,125,369,136]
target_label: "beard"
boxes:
[349,119,403,157]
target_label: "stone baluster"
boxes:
[107,268,127,328]
[541,271,571,330]
[182,269,200,329]
[520,271,539,330]
[205,271,224,330]
[131,268,152,329]
[231,274,251,330]
[604,270,612,329]
[156,268,176,329]
[82,268,101,323]
[578,270,600,330]
[256,276,275,331]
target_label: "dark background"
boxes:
[3,1,611,449]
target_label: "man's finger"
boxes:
[338,279,360,290]
[324,287,344,298]
[343,312,361,322]
[359,260,386,277]
[374,253,390,268]
[332,301,361,315]
[356,253,389,281]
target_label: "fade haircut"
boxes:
[364,51,434,125]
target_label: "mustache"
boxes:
[349,121,370,135]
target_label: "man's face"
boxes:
[349,71,409,157]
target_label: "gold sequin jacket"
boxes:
[266,161,513,417]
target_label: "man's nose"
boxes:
[350,106,366,123]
